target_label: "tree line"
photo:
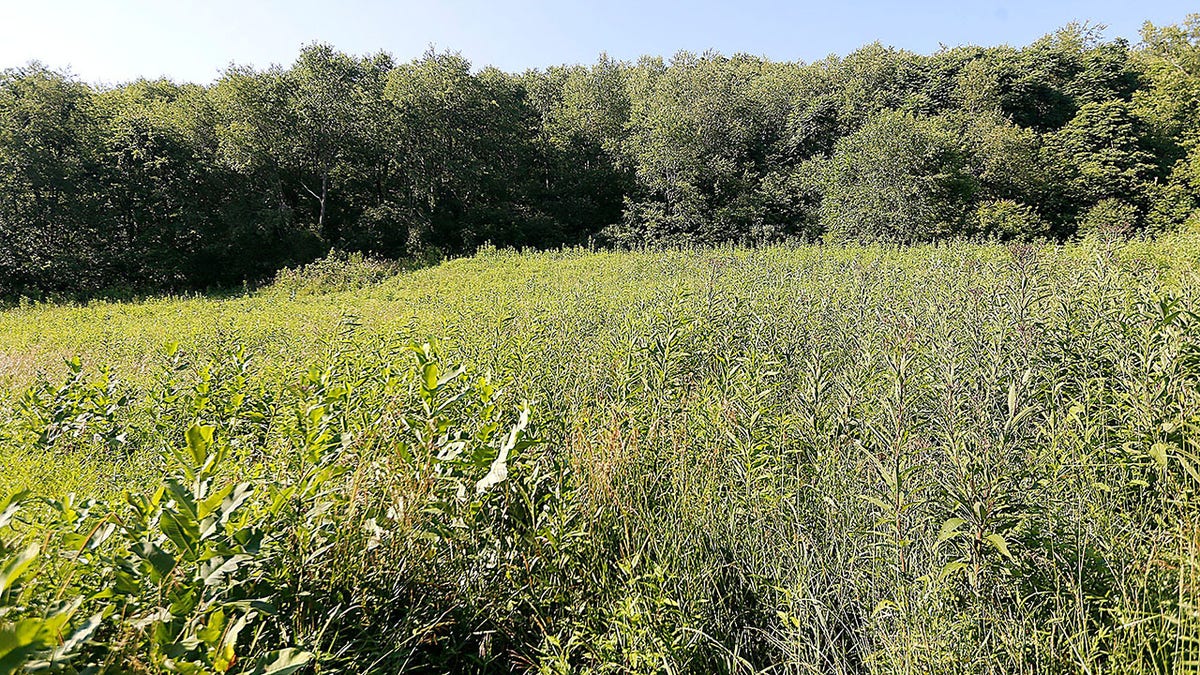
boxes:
[2,17,1199,297]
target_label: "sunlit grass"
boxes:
[2,236,1198,672]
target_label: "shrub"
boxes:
[1076,198,1139,241]
[974,199,1047,240]
[267,250,409,296]
[0,343,543,672]
[3,241,1200,672]
[820,111,978,244]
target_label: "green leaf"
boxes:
[0,544,38,597]
[168,588,199,617]
[134,540,177,583]
[437,364,466,388]
[248,648,313,675]
[859,494,892,513]
[935,517,967,550]
[421,362,439,391]
[0,491,29,530]
[48,612,101,663]
[984,533,1013,560]
[201,483,254,539]
[218,483,254,523]
[199,482,236,520]
[0,600,77,672]
[1148,442,1171,468]
[199,554,250,586]
[165,478,199,520]
[939,560,969,579]
[214,613,249,672]
[0,618,48,675]
[197,608,228,648]
[161,509,201,561]
[186,424,215,465]
[1177,454,1200,484]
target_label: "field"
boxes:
[1,238,1199,673]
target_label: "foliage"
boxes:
[4,16,1200,295]
[1,340,541,672]
[1,238,1199,671]
[820,111,976,243]
[974,199,1046,240]
[1076,197,1140,240]
[267,250,419,297]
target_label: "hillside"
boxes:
[1,238,1198,672]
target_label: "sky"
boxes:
[0,1,1195,84]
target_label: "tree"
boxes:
[384,52,553,251]
[1001,23,1138,131]
[284,45,390,242]
[0,64,105,295]
[1134,15,1200,148]
[618,52,794,244]
[975,199,1047,240]
[942,111,1051,222]
[214,45,392,251]
[1043,100,1160,231]
[95,79,225,287]
[3,19,1200,298]
[1076,198,1138,241]
[1135,14,1200,232]
[211,62,316,272]
[528,55,633,241]
[820,111,977,243]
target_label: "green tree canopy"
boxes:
[820,111,977,243]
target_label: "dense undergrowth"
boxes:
[1,238,1199,673]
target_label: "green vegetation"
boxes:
[4,17,1200,297]
[3,11,1200,672]
[2,237,1198,672]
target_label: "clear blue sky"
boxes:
[1,1,1195,84]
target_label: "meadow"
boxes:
[1,237,1198,673]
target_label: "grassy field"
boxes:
[1,238,1199,673]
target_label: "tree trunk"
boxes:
[318,174,327,235]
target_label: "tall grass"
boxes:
[1,237,1198,673]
